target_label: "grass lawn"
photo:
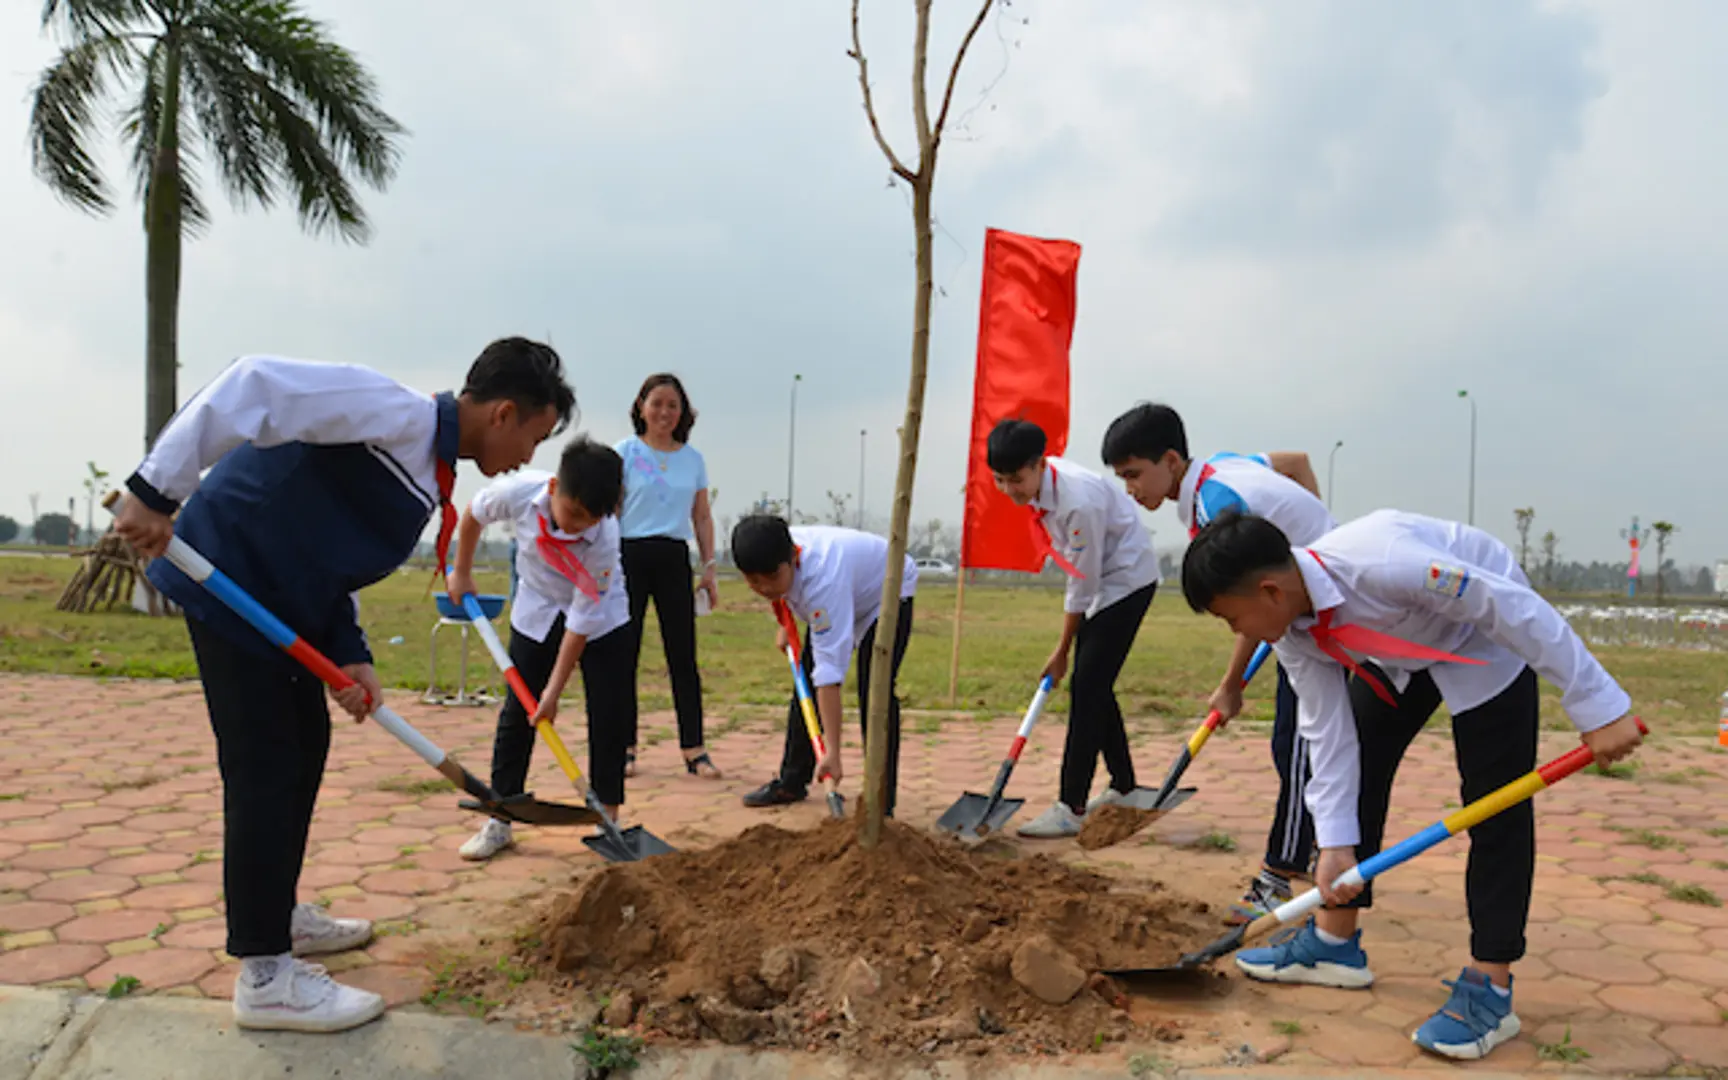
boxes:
[0,554,1722,738]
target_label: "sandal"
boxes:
[684,751,723,780]
[624,747,637,778]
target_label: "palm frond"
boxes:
[40,0,153,40]
[179,36,274,212]
[253,80,368,241]
[28,35,141,214]
[119,35,211,235]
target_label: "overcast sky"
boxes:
[2,0,1723,567]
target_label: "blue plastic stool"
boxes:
[424,593,507,706]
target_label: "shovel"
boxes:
[934,675,1054,837]
[774,601,844,818]
[1103,719,1646,977]
[1138,642,1275,816]
[103,493,597,828]
[459,592,674,862]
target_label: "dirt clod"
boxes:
[521,819,1212,1053]
[601,988,636,1028]
[1075,803,1159,850]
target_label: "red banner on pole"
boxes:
[960,228,1080,572]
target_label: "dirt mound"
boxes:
[1075,803,1160,851]
[526,818,1216,1053]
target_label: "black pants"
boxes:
[1059,583,1156,812]
[187,617,329,958]
[1264,662,1316,875]
[1342,663,1539,964]
[620,537,705,750]
[777,598,913,815]
[489,614,636,807]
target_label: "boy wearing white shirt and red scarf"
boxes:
[112,340,575,1034]
[447,438,633,860]
[732,517,917,812]
[986,419,1161,839]
[1181,509,1643,1061]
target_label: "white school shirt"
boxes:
[1177,452,1335,545]
[1274,510,1633,849]
[785,526,919,688]
[1033,457,1161,618]
[135,355,443,509]
[469,471,629,643]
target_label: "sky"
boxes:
[2,0,1724,568]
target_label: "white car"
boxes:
[914,557,956,577]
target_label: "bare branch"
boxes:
[849,0,915,181]
[932,0,996,146]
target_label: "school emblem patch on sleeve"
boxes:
[810,607,832,634]
[1068,526,1087,554]
[1424,562,1470,599]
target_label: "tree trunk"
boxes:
[144,44,184,452]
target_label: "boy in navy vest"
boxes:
[114,339,574,1033]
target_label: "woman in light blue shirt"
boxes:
[616,374,722,778]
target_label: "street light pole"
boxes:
[1458,389,1476,526]
[787,374,801,520]
[1326,440,1343,511]
[858,428,867,529]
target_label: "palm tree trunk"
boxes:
[144,44,184,451]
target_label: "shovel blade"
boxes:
[583,824,677,863]
[1101,923,1247,978]
[935,792,1027,839]
[1115,785,1197,814]
[459,793,600,827]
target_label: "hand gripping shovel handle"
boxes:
[109,495,498,807]
[973,674,1055,828]
[774,601,844,818]
[1148,642,1273,809]
[1229,719,1649,956]
[457,593,633,845]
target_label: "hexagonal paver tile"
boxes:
[325,894,416,922]
[160,918,227,951]
[4,821,83,844]
[1597,983,1727,1025]
[93,852,191,877]
[84,947,219,992]
[314,843,400,866]
[1513,976,1609,1022]
[11,847,105,873]
[124,811,208,833]
[0,942,108,983]
[1648,950,1728,989]
[58,806,131,828]
[57,908,174,945]
[1564,896,1655,926]
[1527,1018,1674,1075]
[197,965,237,1000]
[358,870,453,896]
[122,882,221,911]
[28,874,136,904]
[1525,922,1606,953]
[0,870,49,893]
[0,900,77,932]
[1659,1025,1728,1069]
[337,963,429,1007]
[1652,900,1728,928]
[1301,1013,1420,1067]
[1600,922,1703,953]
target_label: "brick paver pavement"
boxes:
[3,673,1726,1074]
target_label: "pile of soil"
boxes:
[1075,803,1161,851]
[505,818,1219,1054]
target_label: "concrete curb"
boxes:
[1,986,1547,1079]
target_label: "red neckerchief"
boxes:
[1186,462,1217,540]
[1306,550,1484,706]
[535,513,600,602]
[433,459,457,580]
[772,598,801,661]
[1027,467,1083,578]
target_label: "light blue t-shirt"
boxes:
[615,435,709,542]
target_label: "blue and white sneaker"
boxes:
[1412,968,1520,1061]
[1234,917,1374,989]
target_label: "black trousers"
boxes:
[1342,663,1539,964]
[776,598,914,815]
[1264,662,1317,875]
[187,617,329,958]
[489,614,636,807]
[1059,583,1156,812]
[620,536,705,750]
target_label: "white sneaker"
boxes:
[1085,788,1126,813]
[1017,802,1083,839]
[459,818,514,861]
[233,959,386,1033]
[290,902,372,957]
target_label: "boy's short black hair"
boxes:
[1181,509,1296,612]
[1101,402,1187,467]
[731,514,795,575]
[631,374,697,443]
[557,437,623,517]
[463,337,578,434]
[986,418,1047,474]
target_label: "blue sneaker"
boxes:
[1234,917,1374,989]
[1412,968,1520,1060]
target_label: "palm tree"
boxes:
[30,0,406,451]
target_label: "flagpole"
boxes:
[947,567,967,705]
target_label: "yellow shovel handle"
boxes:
[535,720,585,786]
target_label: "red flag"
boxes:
[960,228,1080,572]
